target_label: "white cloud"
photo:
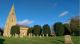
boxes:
[59,11,69,17]
[17,19,33,25]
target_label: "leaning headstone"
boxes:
[65,35,73,44]
[46,34,48,37]
[42,34,44,37]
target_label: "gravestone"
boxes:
[28,33,31,38]
[30,33,32,38]
[28,33,32,38]
[15,34,18,38]
[65,35,73,44]
[39,35,42,38]
[46,34,48,37]
[42,34,44,37]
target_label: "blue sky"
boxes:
[0,0,79,28]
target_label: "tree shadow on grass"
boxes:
[0,38,5,44]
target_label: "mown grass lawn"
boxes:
[0,36,79,44]
[71,36,80,44]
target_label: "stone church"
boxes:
[3,4,29,37]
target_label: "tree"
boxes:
[63,24,71,35]
[54,22,64,36]
[43,24,51,36]
[27,27,33,35]
[70,16,80,36]
[10,25,20,36]
[33,25,42,36]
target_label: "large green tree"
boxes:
[63,24,71,35]
[43,24,50,36]
[33,25,42,36]
[10,25,20,36]
[54,22,64,36]
[70,16,80,36]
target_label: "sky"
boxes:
[0,0,79,28]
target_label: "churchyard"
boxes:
[0,0,79,44]
[0,36,79,44]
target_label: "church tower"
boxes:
[3,4,16,37]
